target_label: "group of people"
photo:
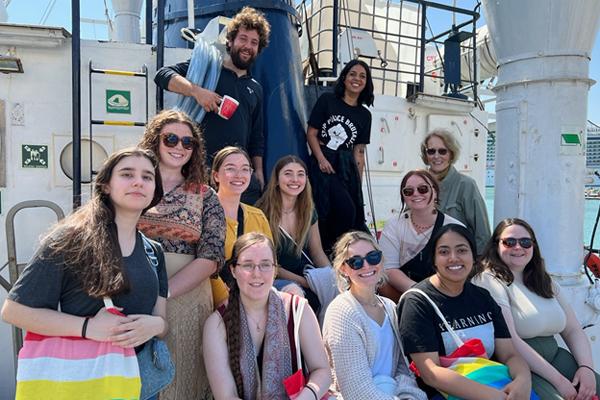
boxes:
[2,5,599,400]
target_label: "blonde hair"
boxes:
[420,128,461,165]
[331,231,382,291]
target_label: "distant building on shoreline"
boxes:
[587,123,600,186]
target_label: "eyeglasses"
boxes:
[402,184,430,197]
[499,237,534,249]
[345,250,383,270]
[223,166,253,176]
[161,133,197,150]
[426,148,449,156]
[236,262,275,272]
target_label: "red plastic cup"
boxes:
[217,95,239,120]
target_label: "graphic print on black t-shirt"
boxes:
[320,114,359,150]
[308,92,372,151]
[398,280,510,359]
[438,312,496,357]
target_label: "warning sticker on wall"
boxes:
[22,144,48,168]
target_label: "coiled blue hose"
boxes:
[175,30,223,124]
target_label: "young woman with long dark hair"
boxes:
[306,59,375,254]
[474,218,599,399]
[2,148,167,398]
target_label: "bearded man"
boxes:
[155,6,271,203]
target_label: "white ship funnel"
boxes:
[0,1,7,23]
[482,0,600,278]
[111,0,143,43]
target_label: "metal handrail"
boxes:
[4,200,65,374]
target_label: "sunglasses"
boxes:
[345,250,383,270]
[499,237,534,249]
[402,184,430,197]
[161,133,197,150]
[426,148,449,156]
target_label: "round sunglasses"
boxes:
[345,250,383,270]
[426,148,449,156]
[161,133,197,150]
[499,237,534,249]
[402,184,430,197]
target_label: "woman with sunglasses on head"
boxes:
[398,224,531,399]
[2,148,167,399]
[473,218,600,400]
[306,59,374,254]
[323,231,427,400]
[203,232,331,400]
[420,129,490,255]
[256,155,330,312]
[138,110,225,400]
[379,170,463,299]
[212,146,272,288]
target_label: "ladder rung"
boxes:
[91,120,145,126]
[90,67,146,77]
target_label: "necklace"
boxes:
[246,312,265,333]
[410,213,434,234]
[282,207,295,215]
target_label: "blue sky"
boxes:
[5,0,600,122]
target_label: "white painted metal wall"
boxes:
[0,25,191,396]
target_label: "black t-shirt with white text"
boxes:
[308,92,371,151]
[398,279,510,359]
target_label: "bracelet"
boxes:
[579,365,595,374]
[305,383,318,400]
[81,317,90,339]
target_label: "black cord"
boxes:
[364,149,378,242]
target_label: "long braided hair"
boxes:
[222,232,277,395]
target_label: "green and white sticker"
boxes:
[106,89,131,114]
[22,144,48,168]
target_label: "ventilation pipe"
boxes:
[482,0,600,281]
[111,0,144,43]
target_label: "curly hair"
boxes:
[43,147,163,297]
[420,128,461,166]
[222,232,277,395]
[475,218,553,298]
[138,109,207,187]
[331,231,383,291]
[334,59,375,107]
[400,169,439,213]
[255,156,314,257]
[226,6,271,52]
[210,146,251,189]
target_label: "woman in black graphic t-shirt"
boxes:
[397,224,531,399]
[306,59,374,254]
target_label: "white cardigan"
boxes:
[322,291,427,400]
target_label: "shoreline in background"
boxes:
[484,187,599,249]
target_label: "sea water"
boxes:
[484,188,600,249]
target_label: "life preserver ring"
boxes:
[586,252,600,278]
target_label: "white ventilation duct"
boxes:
[111,0,144,43]
[482,0,600,280]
